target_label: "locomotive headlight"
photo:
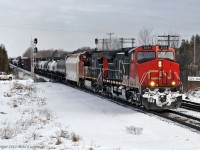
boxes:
[150,81,155,87]
[158,61,162,68]
[172,81,176,86]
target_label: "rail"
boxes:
[181,100,200,112]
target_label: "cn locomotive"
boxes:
[12,45,182,110]
[77,45,182,110]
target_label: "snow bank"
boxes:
[0,79,200,150]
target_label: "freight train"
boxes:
[11,45,182,110]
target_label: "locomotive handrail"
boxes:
[89,67,102,70]
[103,68,122,73]
[87,67,122,73]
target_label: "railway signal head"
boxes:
[34,38,38,44]
[95,38,98,45]
[34,47,38,53]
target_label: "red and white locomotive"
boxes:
[65,45,182,110]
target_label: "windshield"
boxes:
[137,52,155,63]
[158,51,174,60]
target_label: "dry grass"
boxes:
[55,136,62,145]
[13,100,18,108]
[39,109,53,122]
[11,82,37,97]
[125,125,143,135]
[60,129,70,139]
[4,93,12,97]
[0,125,16,139]
[32,132,39,140]
[71,132,81,142]
[13,104,18,108]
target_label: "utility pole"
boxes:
[119,38,135,49]
[31,37,38,82]
[94,38,110,51]
[194,35,196,64]
[158,35,179,47]
[107,32,114,50]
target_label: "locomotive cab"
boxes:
[130,45,182,110]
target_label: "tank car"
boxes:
[49,60,57,73]
[56,59,66,80]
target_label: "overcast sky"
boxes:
[0,0,199,57]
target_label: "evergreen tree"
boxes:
[177,34,200,91]
[0,44,9,73]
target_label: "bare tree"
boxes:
[22,47,32,58]
[111,38,121,50]
[97,37,122,51]
[138,27,153,45]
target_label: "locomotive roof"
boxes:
[128,48,136,53]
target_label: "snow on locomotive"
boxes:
[70,45,182,110]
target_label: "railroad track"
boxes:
[12,65,200,132]
[153,110,200,131]
[181,100,200,112]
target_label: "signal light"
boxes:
[95,38,98,45]
[34,47,38,53]
[34,38,38,44]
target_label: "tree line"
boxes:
[0,44,9,73]
[176,34,200,91]
[23,47,70,58]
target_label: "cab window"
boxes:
[137,52,155,63]
[158,51,174,60]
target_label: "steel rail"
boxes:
[181,100,200,112]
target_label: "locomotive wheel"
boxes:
[129,93,134,103]
[127,93,133,103]
[108,92,113,98]
[128,92,140,106]
[92,86,98,93]
[135,94,141,106]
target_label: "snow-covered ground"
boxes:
[0,78,200,150]
[185,89,200,104]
